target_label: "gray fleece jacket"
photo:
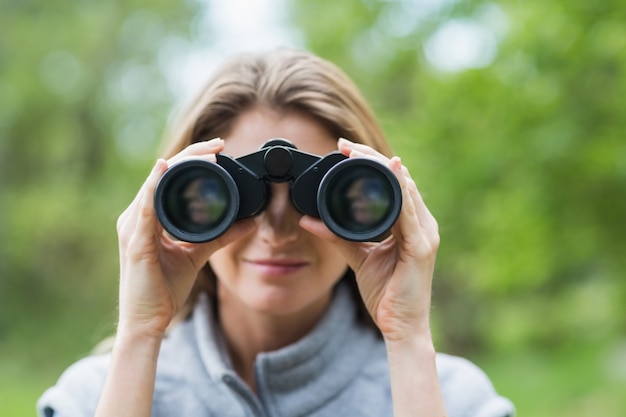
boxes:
[37,284,515,417]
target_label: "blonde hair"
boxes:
[162,48,391,158]
[163,48,392,334]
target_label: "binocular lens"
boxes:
[155,141,402,243]
[320,161,401,241]
[156,163,238,242]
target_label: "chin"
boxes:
[244,284,329,318]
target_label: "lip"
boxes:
[245,258,310,275]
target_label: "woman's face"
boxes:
[209,106,349,320]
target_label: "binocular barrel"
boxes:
[154,139,402,242]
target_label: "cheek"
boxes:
[316,243,349,278]
[208,241,241,278]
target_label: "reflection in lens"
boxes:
[326,167,392,233]
[164,168,230,233]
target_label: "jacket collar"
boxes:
[191,282,380,416]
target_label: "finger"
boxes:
[299,215,370,271]
[388,157,422,245]
[178,218,258,271]
[128,159,169,258]
[338,138,389,162]
[408,180,439,238]
[167,153,217,168]
[398,163,439,238]
[167,137,224,166]
[117,163,162,246]
[345,148,389,165]
[347,147,427,234]
[117,174,152,236]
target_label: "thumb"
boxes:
[299,216,366,272]
[182,218,257,269]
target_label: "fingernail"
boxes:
[157,158,169,169]
[150,159,165,177]
[338,137,353,146]
[390,156,402,171]
[207,137,223,144]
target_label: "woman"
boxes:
[38,49,515,417]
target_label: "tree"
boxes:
[291,0,626,353]
[0,0,203,362]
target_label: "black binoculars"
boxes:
[154,138,402,243]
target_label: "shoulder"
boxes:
[37,321,196,417]
[37,354,110,417]
[436,353,516,417]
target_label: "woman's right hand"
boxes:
[115,138,256,339]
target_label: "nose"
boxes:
[256,183,301,246]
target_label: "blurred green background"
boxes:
[1,0,625,416]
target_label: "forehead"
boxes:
[222,106,338,158]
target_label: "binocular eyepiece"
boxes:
[154,138,402,242]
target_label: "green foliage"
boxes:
[291,1,626,414]
[292,0,626,351]
[0,0,202,385]
[477,341,626,416]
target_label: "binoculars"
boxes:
[154,138,401,243]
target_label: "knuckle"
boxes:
[430,232,441,251]
[139,206,150,221]
[139,199,154,220]
[125,234,155,263]
[408,233,440,262]
[116,211,127,233]
[116,213,132,246]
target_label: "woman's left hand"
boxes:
[300,138,440,342]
